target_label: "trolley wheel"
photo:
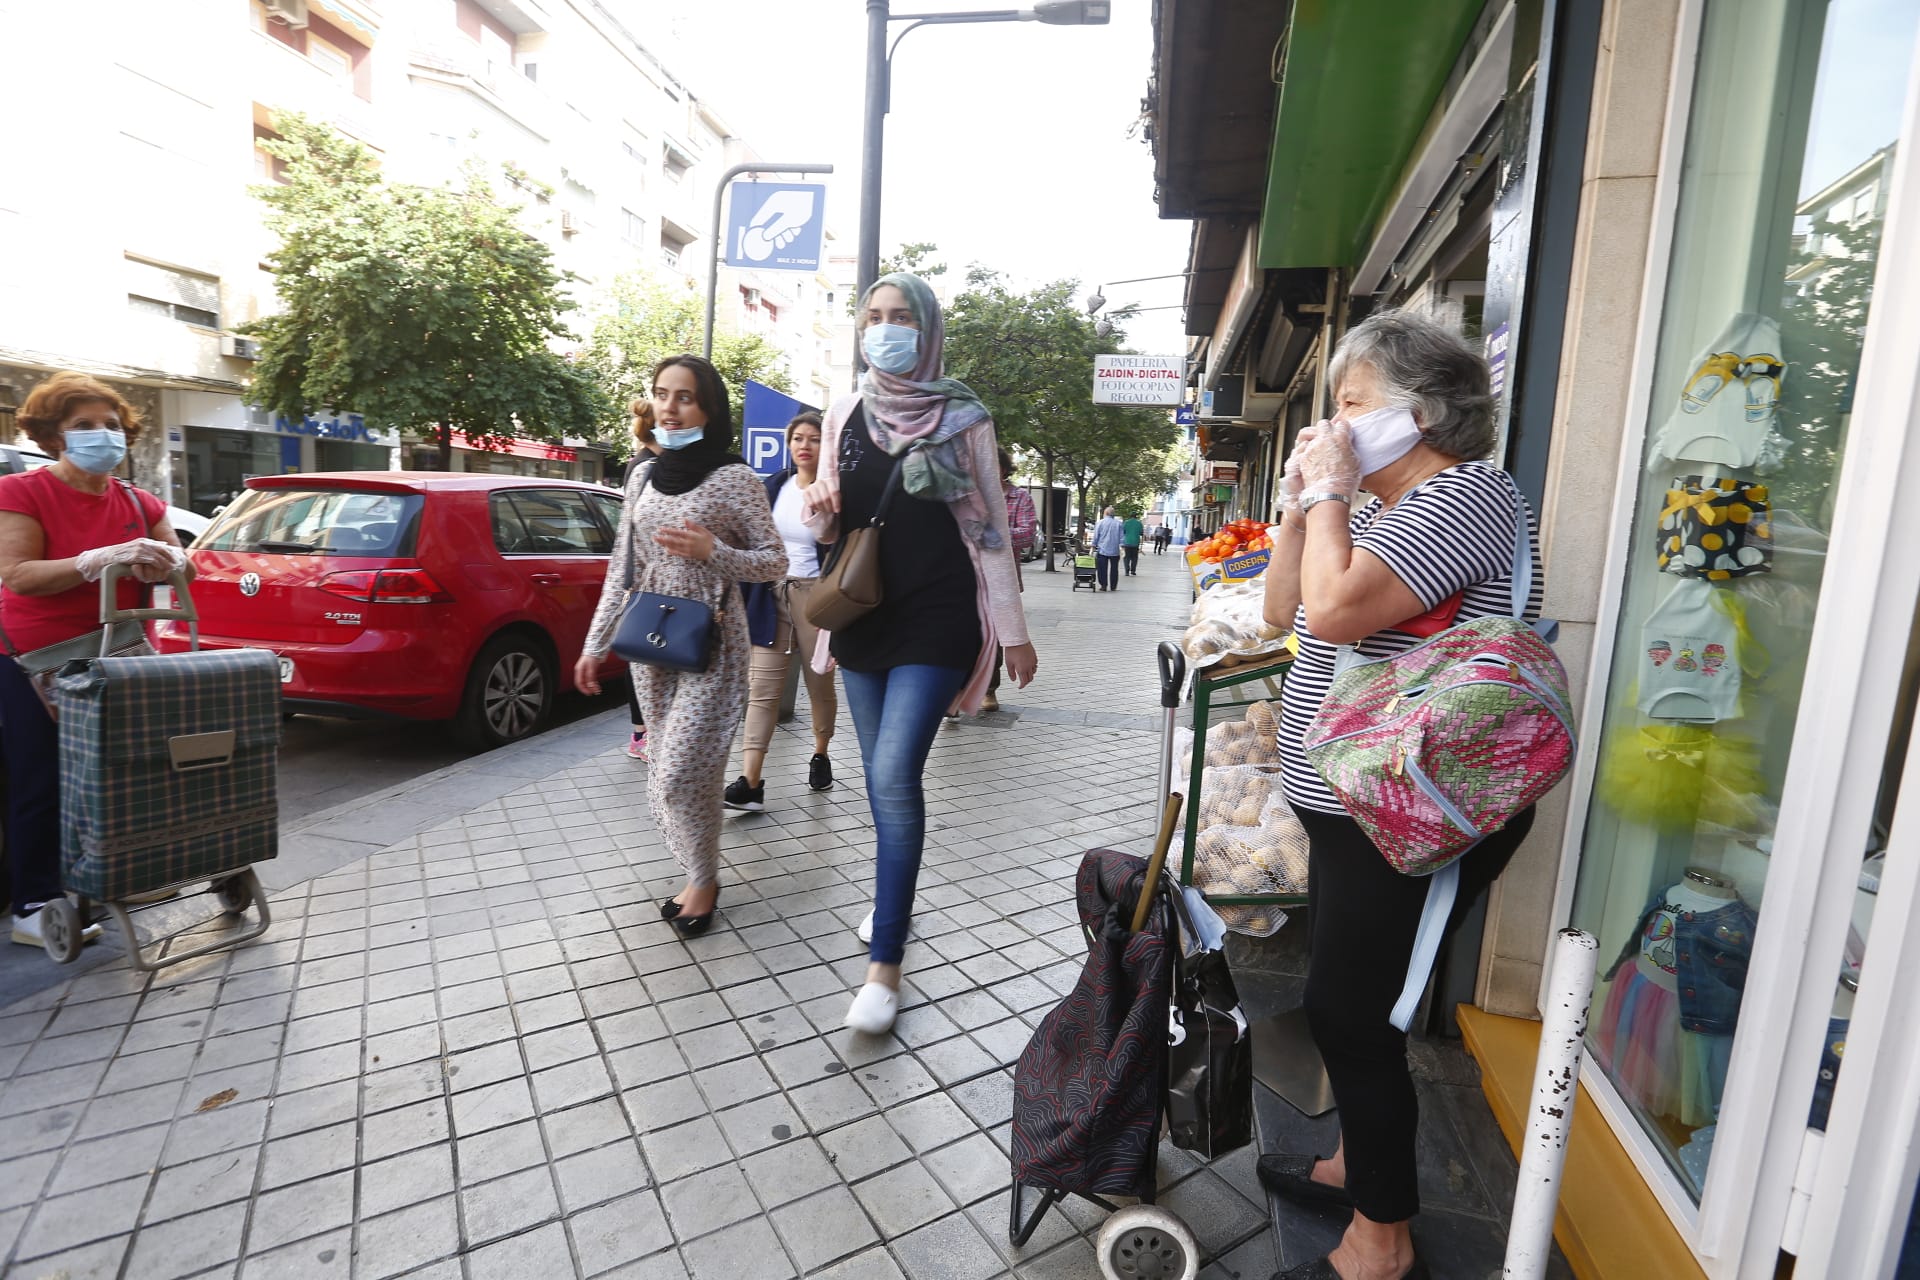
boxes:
[39,898,85,965]
[215,872,255,916]
[1096,1205,1200,1280]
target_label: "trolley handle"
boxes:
[98,564,198,626]
[1156,640,1186,709]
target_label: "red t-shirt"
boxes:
[0,469,167,652]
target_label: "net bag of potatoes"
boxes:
[1185,764,1304,937]
[1181,578,1292,670]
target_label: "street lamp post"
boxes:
[858,1,1110,312]
[704,162,835,359]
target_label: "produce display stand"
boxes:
[1175,649,1306,907]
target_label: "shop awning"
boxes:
[1258,0,1486,269]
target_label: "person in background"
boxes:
[575,356,785,937]
[724,410,839,811]
[0,372,192,950]
[1090,505,1124,591]
[801,272,1037,1034]
[1257,310,1541,1280]
[624,398,662,760]
[982,446,1036,714]
[1121,509,1144,576]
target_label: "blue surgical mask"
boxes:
[655,424,705,450]
[64,428,127,475]
[862,323,921,375]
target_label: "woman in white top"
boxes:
[723,411,838,812]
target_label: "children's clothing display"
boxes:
[1595,871,1755,1127]
[1638,579,1744,722]
[1656,476,1772,580]
[1649,312,1786,471]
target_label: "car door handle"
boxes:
[530,573,562,586]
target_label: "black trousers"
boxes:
[1122,545,1140,574]
[1096,553,1120,590]
[626,673,644,728]
[1293,803,1535,1224]
[0,657,61,914]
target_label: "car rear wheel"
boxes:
[454,634,552,750]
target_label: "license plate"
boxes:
[278,657,294,684]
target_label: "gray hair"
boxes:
[1328,309,1495,460]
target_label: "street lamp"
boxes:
[1086,269,1224,315]
[859,1,1109,313]
[1093,304,1184,338]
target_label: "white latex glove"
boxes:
[1299,420,1362,502]
[1277,422,1325,517]
[74,537,183,583]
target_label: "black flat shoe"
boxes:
[659,898,684,920]
[1256,1154,1355,1209]
[672,888,720,937]
[1273,1257,1428,1280]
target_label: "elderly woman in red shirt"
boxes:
[0,372,191,951]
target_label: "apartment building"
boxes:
[0,0,844,513]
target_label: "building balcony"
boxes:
[251,31,377,141]
[408,34,555,139]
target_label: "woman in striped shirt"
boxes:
[1258,311,1544,1280]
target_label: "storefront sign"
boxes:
[1208,462,1240,485]
[459,434,578,463]
[1093,355,1184,406]
[1486,323,1511,398]
[276,411,388,445]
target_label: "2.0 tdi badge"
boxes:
[239,572,262,597]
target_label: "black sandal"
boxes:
[1256,1153,1355,1209]
[672,887,720,937]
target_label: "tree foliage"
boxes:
[943,267,1179,545]
[243,113,610,464]
[580,273,795,459]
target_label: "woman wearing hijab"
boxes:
[577,355,785,937]
[624,397,663,760]
[802,273,1039,1033]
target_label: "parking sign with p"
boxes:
[740,380,818,478]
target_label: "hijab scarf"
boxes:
[858,273,999,548]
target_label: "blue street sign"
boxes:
[724,183,827,272]
[1174,405,1197,426]
[741,380,819,476]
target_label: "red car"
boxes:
[154,472,627,748]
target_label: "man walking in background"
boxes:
[1121,509,1144,576]
[1091,506,1124,591]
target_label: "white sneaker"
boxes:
[11,910,103,948]
[844,982,899,1034]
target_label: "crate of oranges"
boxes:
[1187,518,1275,592]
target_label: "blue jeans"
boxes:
[0,656,62,914]
[840,663,969,965]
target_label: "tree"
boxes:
[944,268,1180,567]
[244,113,610,467]
[580,272,794,459]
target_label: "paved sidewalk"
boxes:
[0,550,1294,1280]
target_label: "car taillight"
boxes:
[318,568,452,604]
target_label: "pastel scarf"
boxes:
[858,273,999,548]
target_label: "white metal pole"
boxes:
[1504,928,1599,1280]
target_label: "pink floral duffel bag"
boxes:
[1303,614,1575,876]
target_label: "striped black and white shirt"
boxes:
[1279,462,1545,814]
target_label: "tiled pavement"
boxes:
[0,547,1534,1279]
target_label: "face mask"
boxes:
[655,424,705,450]
[862,323,921,376]
[64,428,127,475]
[1345,406,1423,476]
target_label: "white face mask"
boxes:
[1345,406,1423,477]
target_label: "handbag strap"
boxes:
[866,442,918,529]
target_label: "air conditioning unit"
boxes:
[560,210,578,236]
[742,288,762,307]
[221,334,261,361]
[263,0,309,28]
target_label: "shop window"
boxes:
[1568,0,1919,1205]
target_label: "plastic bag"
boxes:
[1182,577,1292,670]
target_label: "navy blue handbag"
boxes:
[612,590,723,672]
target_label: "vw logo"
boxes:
[239,573,261,598]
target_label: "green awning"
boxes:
[1258,0,1486,269]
